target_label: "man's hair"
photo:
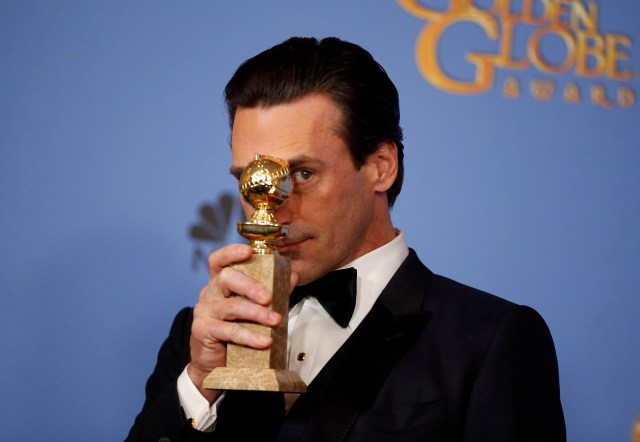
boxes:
[224,36,405,207]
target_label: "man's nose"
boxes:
[274,194,295,225]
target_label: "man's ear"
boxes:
[366,141,398,193]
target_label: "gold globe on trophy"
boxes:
[237,154,292,254]
[204,154,307,393]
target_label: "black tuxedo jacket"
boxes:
[127,250,565,441]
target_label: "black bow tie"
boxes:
[289,268,357,328]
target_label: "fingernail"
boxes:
[258,334,271,345]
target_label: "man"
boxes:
[128,37,565,441]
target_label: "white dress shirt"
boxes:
[177,231,409,431]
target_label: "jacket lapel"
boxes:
[276,250,433,441]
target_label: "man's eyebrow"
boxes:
[286,154,315,169]
[228,154,317,179]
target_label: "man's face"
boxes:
[231,94,389,285]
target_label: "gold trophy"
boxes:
[203,154,307,393]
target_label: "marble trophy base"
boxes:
[203,253,307,393]
[204,367,306,392]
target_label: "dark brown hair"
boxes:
[224,37,405,207]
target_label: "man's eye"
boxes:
[292,170,314,182]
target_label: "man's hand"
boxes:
[187,244,297,404]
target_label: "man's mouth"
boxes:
[276,238,306,253]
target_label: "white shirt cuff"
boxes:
[177,366,225,432]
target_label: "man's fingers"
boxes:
[208,244,253,277]
[191,242,289,376]
[219,321,273,348]
[202,243,274,306]
[200,266,272,305]
[194,295,281,327]
[192,312,274,350]
[218,267,273,305]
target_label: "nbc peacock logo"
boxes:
[189,192,244,271]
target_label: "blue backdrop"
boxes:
[1,1,638,441]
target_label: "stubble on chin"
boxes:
[285,254,318,286]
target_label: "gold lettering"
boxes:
[464,0,494,13]
[545,0,573,28]
[397,0,456,21]
[415,12,498,94]
[529,26,576,74]
[531,78,555,100]
[491,0,545,24]
[570,0,598,32]
[400,0,635,107]
[575,31,605,76]
[503,76,521,98]
[617,87,635,108]
[590,84,613,109]
[496,18,529,69]
[562,81,581,103]
[606,34,634,80]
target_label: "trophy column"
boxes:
[203,154,307,393]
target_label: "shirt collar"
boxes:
[339,229,409,329]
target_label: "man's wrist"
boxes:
[178,365,226,432]
[186,363,222,405]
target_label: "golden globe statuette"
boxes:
[203,154,307,393]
